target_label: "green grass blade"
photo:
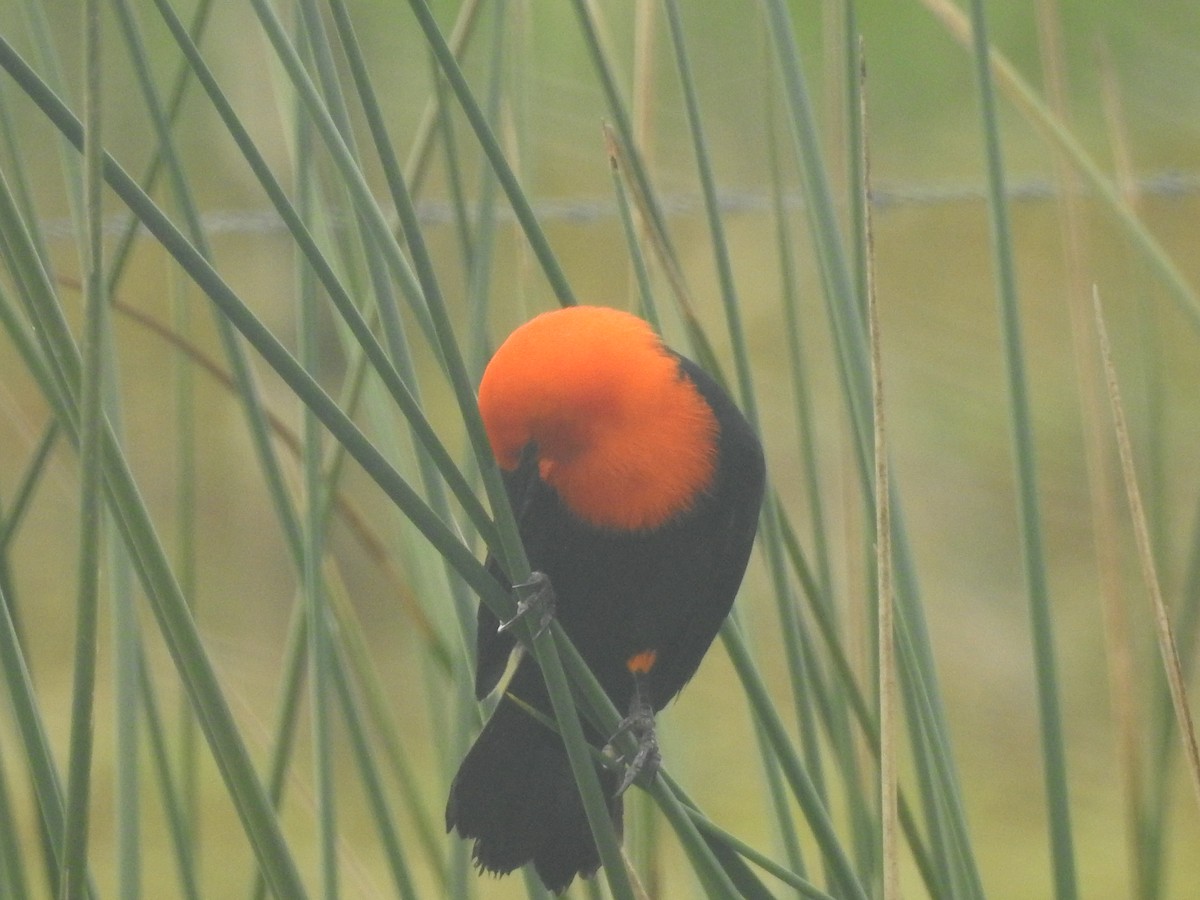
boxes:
[605,126,660,330]
[402,0,485,194]
[245,0,439,344]
[0,579,70,897]
[767,101,834,622]
[661,0,756,419]
[644,777,742,899]
[109,0,316,696]
[328,581,448,890]
[296,101,339,900]
[169,272,201,884]
[510,676,743,899]
[106,0,214,292]
[403,0,577,308]
[769,95,881,884]
[0,743,30,898]
[113,0,313,609]
[61,2,105,892]
[569,0,680,275]
[0,249,100,900]
[760,505,840,859]
[967,2,1077,896]
[535,628,638,899]
[720,621,869,900]
[665,773,833,900]
[761,0,871,473]
[329,643,421,900]
[0,188,77,420]
[17,0,85,249]
[756,724,807,879]
[0,77,54,273]
[841,3,869,321]
[106,346,306,899]
[249,600,307,900]
[134,650,201,900]
[95,9,144,895]
[149,0,498,556]
[461,10,505,380]
[764,176,941,900]
[0,422,58,556]
[110,491,141,900]
[0,35,504,604]
[765,7,989,895]
[322,0,495,648]
[0,90,307,899]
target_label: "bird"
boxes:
[445,305,765,893]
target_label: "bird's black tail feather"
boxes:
[445,662,622,894]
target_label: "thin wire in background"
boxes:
[35,170,1200,241]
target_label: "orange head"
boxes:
[478,306,719,531]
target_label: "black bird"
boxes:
[446,306,765,893]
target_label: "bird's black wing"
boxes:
[651,357,765,700]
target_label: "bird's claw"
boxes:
[609,691,661,796]
[498,570,557,640]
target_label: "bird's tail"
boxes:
[445,663,622,894]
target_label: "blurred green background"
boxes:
[1,0,1199,897]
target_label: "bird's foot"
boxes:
[609,690,661,796]
[498,570,557,641]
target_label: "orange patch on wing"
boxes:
[626,649,658,675]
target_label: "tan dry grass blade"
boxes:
[1035,3,1144,889]
[859,38,902,900]
[1092,287,1200,818]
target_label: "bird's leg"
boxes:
[498,570,557,641]
[610,675,661,796]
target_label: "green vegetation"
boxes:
[0,1,1197,897]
